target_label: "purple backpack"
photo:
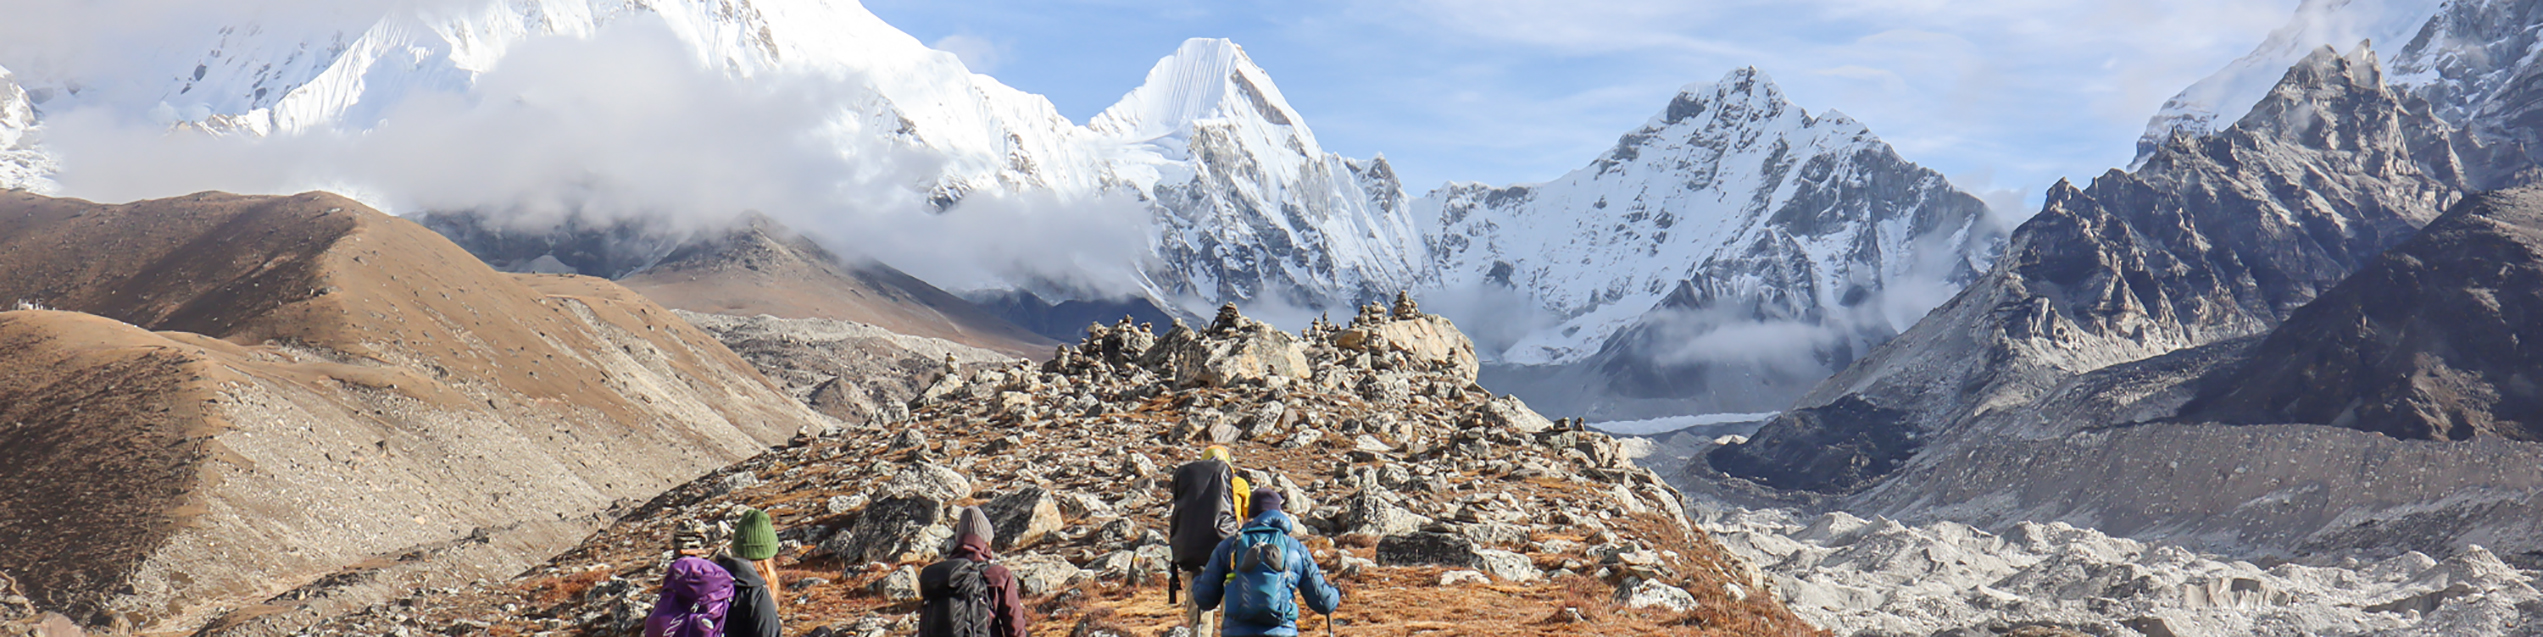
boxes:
[643,557,735,637]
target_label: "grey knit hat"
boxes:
[955,506,996,546]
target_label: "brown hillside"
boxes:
[0,191,825,634]
[615,215,1056,358]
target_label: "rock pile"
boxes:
[283,300,1816,637]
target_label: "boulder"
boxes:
[1616,580,1699,612]
[1438,570,1490,586]
[1339,492,1432,537]
[1466,394,1554,435]
[1335,314,1480,382]
[980,487,1064,550]
[1055,491,1116,520]
[825,496,948,564]
[1004,554,1086,596]
[1143,312,1310,387]
[1376,532,1481,568]
[825,494,867,515]
[883,463,972,503]
[1474,548,1542,582]
[872,566,920,601]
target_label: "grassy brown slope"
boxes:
[616,216,1055,359]
[0,191,824,633]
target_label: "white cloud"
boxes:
[930,34,1008,74]
[33,14,1158,297]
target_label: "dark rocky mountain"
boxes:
[965,288,1184,343]
[2182,186,2543,440]
[1710,43,2516,494]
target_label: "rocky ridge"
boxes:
[1712,42,2511,494]
[2181,186,2543,440]
[284,299,1818,637]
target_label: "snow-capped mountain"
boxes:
[1423,69,2000,367]
[10,1,1421,314]
[2384,0,2543,172]
[1416,68,2002,418]
[0,67,52,193]
[2136,0,2444,162]
[1092,39,1427,309]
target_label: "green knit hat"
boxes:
[730,508,779,561]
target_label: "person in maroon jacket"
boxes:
[918,507,1030,637]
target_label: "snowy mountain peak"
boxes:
[2136,0,2444,163]
[1090,38,1304,145]
[1105,38,1428,310]
[1421,64,2002,419]
[0,65,54,193]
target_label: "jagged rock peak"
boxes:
[1713,40,2485,494]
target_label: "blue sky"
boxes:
[867,0,2304,215]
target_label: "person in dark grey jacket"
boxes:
[714,509,781,637]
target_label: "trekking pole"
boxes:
[1326,614,1334,637]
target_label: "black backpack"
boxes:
[918,558,995,637]
[1168,459,1240,571]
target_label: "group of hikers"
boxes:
[642,445,1344,637]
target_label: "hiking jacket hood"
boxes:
[1192,512,1343,637]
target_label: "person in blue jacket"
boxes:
[1194,488,1342,637]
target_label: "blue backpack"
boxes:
[1223,526,1298,627]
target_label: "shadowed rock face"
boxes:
[1710,43,2511,494]
[2183,187,2543,441]
[1705,396,1913,493]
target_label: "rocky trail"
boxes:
[279,299,1818,637]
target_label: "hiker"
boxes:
[715,509,782,637]
[917,506,1029,637]
[1194,488,1342,637]
[1169,445,1250,637]
[644,530,736,637]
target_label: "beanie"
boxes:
[1249,487,1284,517]
[731,508,779,561]
[1203,445,1232,463]
[956,506,997,547]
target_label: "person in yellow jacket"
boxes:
[1169,445,1250,637]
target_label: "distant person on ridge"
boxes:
[1195,488,1342,637]
[917,506,1029,637]
[715,509,782,637]
[645,529,736,637]
[1170,445,1250,637]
